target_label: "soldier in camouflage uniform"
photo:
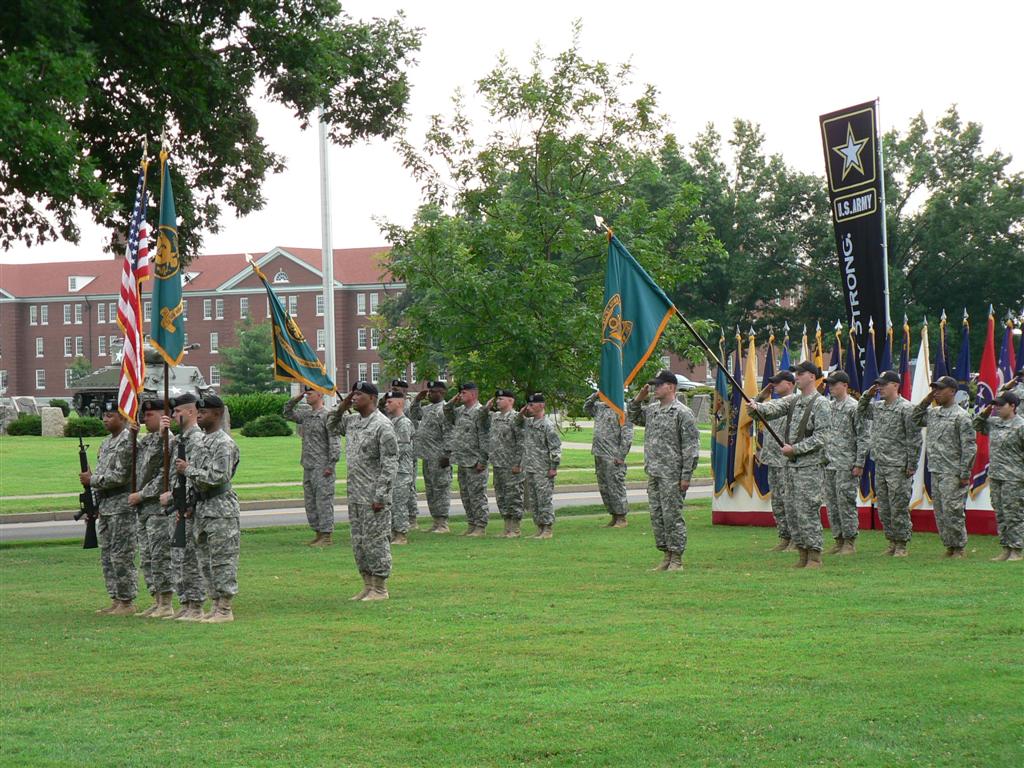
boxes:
[974,392,1024,561]
[583,391,633,528]
[750,361,832,568]
[628,371,700,571]
[389,379,418,528]
[912,376,976,557]
[754,371,797,551]
[329,381,399,600]
[514,393,561,539]
[822,371,868,555]
[411,381,452,533]
[480,389,525,537]
[128,400,176,618]
[384,390,416,544]
[81,403,138,615]
[445,382,490,536]
[175,394,241,623]
[999,368,1024,402]
[284,386,341,547]
[858,370,922,557]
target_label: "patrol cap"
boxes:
[196,393,225,409]
[390,379,409,388]
[426,380,447,390]
[929,375,958,390]
[790,361,820,377]
[874,370,901,386]
[993,392,1020,407]
[825,371,849,385]
[351,380,378,397]
[526,392,545,404]
[495,388,515,399]
[172,393,198,408]
[769,370,796,384]
[459,381,478,392]
[648,370,677,387]
[139,399,165,413]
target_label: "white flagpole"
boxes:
[875,97,892,330]
[318,108,337,397]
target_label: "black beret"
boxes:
[791,361,820,377]
[426,380,447,390]
[352,380,378,397]
[874,370,901,386]
[172,393,197,407]
[391,379,409,388]
[929,375,958,390]
[526,392,545,404]
[101,401,119,414]
[993,392,1019,407]
[769,371,796,384]
[381,390,404,402]
[459,381,478,391]
[139,399,165,413]
[303,385,314,393]
[196,394,224,409]
[495,388,515,399]
[826,371,850,385]
[648,370,677,386]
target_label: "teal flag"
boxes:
[150,154,185,365]
[599,234,676,423]
[252,262,335,394]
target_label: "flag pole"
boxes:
[875,97,892,329]
[317,108,337,400]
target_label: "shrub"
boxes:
[223,392,290,429]
[7,415,42,436]
[64,417,107,437]
[240,414,293,437]
[49,399,71,417]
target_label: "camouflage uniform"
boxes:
[283,400,341,534]
[858,394,922,544]
[173,424,210,604]
[515,413,562,528]
[628,398,700,555]
[974,412,1024,549]
[185,429,241,599]
[389,412,417,533]
[912,401,976,548]
[410,399,452,523]
[91,429,138,601]
[584,393,634,519]
[753,393,832,552]
[480,408,524,521]
[823,396,868,542]
[445,400,490,530]
[756,394,797,540]
[136,429,175,596]
[329,409,398,577]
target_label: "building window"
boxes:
[143,301,152,322]
[316,329,326,351]
[182,300,189,320]
[109,336,118,357]
[239,297,249,319]
[316,295,325,317]
[210,332,219,354]
[215,298,224,320]
[661,355,671,369]
[266,298,271,318]
[98,336,107,356]
[75,337,84,357]
[273,269,289,284]
[369,292,379,315]
[64,337,73,357]
[36,337,44,357]
[64,304,72,324]
[357,293,366,315]
[288,295,298,316]
[29,305,38,325]
[74,304,83,324]
[209,366,220,386]
[36,369,46,390]
[204,299,212,320]
[370,363,380,383]
[0,370,7,394]
[108,302,116,323]
[183,332,188,347]
[409,362,417,384]
[370,328,380,349]
[357,328,367,350]
[97,303,106,324]
[40,305,48,325]
[65,369,75,389]
[358,362,368,381]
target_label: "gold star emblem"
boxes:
[831,123,869,181]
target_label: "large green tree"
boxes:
[379,31,720,409]
[220,321,285,394]
[0,0,421,255]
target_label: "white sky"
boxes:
[3,0,1021,264]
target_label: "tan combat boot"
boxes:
[431,519,450,534]
[826,538,844,555]
[612,515,628,528]
[500,518,512,538]
[135,597,159,617]
[805,550,823,569]
[892,542,909,558]
[391,531,409,545]
[538,525,553,539]
[769,538,791,552]
[361,575,389,601]
[350,572,372,601]
[884,541,897,556]
[467,525,486,538]
[651,553,671,571]
[783,539,799,552]
[839,539,856,555]
[176,601,205,621]
[165,600,189,620]
[990,546,1011,562]
[665,552,683,572]
[202,596,234,623]
[95,599,119,615]
[307,531,324,546]
[793,548,809,568]
[108,600,137,616]
[150,592,175,618]
[507,519,521,538]
[948,547,965,559]
[310,532,333,548]
[1007,548,1023,561]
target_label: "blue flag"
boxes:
[754,335,775,497]
[860,323,879,502]
[845,329,862,394]
[954,313,972,404]
[712,349,732,496]
[933,312,950,379]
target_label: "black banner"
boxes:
[819,101,889,352]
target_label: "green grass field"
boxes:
[2,501,1020,767]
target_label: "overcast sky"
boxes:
[3,0,1021,264]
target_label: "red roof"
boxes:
[0,246,394,298]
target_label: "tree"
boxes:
[379,29,720,410]
[220,321,285,394]
[68,357,94,386]
[0,0,421,255]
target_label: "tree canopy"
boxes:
[220,321,286,395]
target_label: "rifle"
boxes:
[171,417,188,548]
[74,436,99,549]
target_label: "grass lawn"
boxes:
[1,501,1020,767]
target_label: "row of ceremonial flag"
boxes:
[711,310,1022,504]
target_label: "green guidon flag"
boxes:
[599,234,677,423]
[150,153,185,365]
[251,261,336,394]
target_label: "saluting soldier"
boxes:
[411,380,453,533]
[974,392,1024,561]
[515,393,562,539]
[379,378,413,417]
[329,381,399,601]
[480,389,525,537]
[81,402,138,615]
[822,371,868,555]
[755,370,797,551]
[749,361,832,568]
[912,376,976,558]
[383,389,416,544]
[858,370,922,557]
[628,371,700,571]
[284,385,341,547]
[444,382,490,536]
[583,391,634,528]
[129,399,176,617]
[175,394,240,623]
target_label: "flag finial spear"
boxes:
[868,316,874,330]
[988,303,994,316]
[783,320,790,335]
[835,319,842,333]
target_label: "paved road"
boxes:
[0,486,713,543]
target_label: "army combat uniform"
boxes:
[389,411,417,535]
[912,400,976,552]
[757,394,797,544]
[479,405,524,535]
[283,399,341,537]
[583,392,634,525]
[974,411,1024,556]
[515,410,562,536]
[858,394,922,550]
[91,428,138,607]
[410,398,452,526]
[135,427,176,609]
[445,398,490,533]
[172,422,211,616]
[823,395,868,548]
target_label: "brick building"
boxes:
[0,246,407,399]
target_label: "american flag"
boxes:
[117,168,151,422]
